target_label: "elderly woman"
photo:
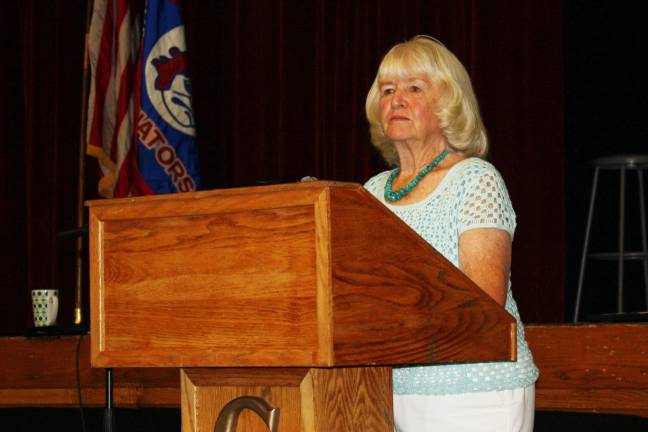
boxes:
[364,36,539,432]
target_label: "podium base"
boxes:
[181,367,393,432]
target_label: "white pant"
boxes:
[393,385,535,432]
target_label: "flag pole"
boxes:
[75,0,94,327]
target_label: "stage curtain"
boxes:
[0,0,86,333]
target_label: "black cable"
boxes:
[76,333,87,432]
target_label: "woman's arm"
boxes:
[458,228,511,306]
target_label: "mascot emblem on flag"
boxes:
[145,27,195,137]
[133,0,201,195]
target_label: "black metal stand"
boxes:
[104,368,114,432]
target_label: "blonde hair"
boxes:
[365,35,488,166]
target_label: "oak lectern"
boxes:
[88,181,515,431]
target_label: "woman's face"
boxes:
[378,75,443,146]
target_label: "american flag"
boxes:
[86,0,139,198]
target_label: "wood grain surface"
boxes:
[88,181,515,368]
[181,367,393,432]
[0,335,178,407]
[526,323,648,417]
[1,324,647,417]
[304,367,393,431]
[182,368,308,432]
[90,185,325,367]
[328,185,515,365]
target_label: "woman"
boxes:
[364,36,539,432]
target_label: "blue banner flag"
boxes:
[133,0,200,194]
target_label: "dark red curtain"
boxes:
[0,0,564,334]
[1,0,86,333]
[471,2,565,322]
[0,2,27,332]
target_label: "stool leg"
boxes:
[618,167,627,313]
[638,168,648,311]
[618,167,626,313]
[574,167,600,322]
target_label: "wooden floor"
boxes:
[1,323,647,417]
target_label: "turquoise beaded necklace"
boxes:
[384,148,449,202]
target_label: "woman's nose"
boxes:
[391,89,407,107]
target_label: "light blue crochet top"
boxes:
[364,157,539,395]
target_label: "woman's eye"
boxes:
[382,88,395,95]
[410,86,422,93]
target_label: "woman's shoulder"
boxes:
[363,169,393,196]
[455,157,517,234]
[452,157,500,176]
[450,157,508,188]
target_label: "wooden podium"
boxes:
[88,181,515,431]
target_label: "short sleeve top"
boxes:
[364,157,539,395]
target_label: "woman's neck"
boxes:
[395,138,448,177]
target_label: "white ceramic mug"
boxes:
[31,289,59,327]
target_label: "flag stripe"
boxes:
[111,9,137,171]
